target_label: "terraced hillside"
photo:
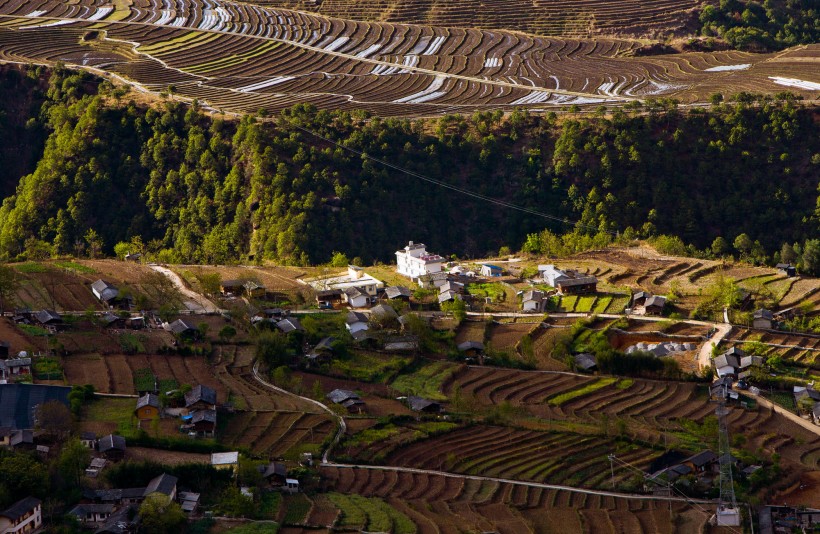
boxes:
[256,0,702,40]
[0,0,815,116]
[321,466,714,533]
[443,367,820,473]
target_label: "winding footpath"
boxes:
[148,264,221,313]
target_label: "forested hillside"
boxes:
[0,65,818,265]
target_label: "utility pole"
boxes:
[715,384,741,527]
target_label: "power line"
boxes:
[609,454,744,534]
[288,123,621,237]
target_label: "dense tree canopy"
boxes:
[0,66,817,266]
[699,0,819,51]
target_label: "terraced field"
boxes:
[320,466,714,534]
[221,409,335,459]
[442,366,820,472]
[381,425,664,489]
[0,0,815,117]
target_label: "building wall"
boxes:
[396,252,442,278]
[136,406,158,420]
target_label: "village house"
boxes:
[438,290,461,304]
[752,309,774,329]
[94,504,139,533]
[407,396,443,414]
[345,311,369,335]
[711,346,762,379]
[68,503,115,525]
[315,288,343,308]
[276,317,304,334]
[190,409,217,436]
[211,451,239,475]
[457,341,484,357]
[80,431,98,449]
[776,263,797,277]
[574,353,597,372]
[384,336,419,352]
[260,462,288,487]
[326,389,365,413]
[167,318,200,340]
[99,312,122,328]
[134,393,161,424]
[521,290,546,312]
[417,271,450,289]
[185,385,217,411]
[179,492,200,514]
[0,355,32,382]
[0,497,42,534]
[85,457,108,478]
[220,279,244,296]
[309,266,383,307]
[396,241,445,279]
[641,295,666,315]
[91,279,126,308]
[384,286,412,301]
[98,434,127,461]
[305,337,335,365]
[343,286,371,308]
[243,280,266,299]
[480,264,503,277]
[439,280,464,295]
[681,450,719,475]
[35,309,62,329]
[539,265,597,295]
[144,473,178,503]
[370,303,398,323]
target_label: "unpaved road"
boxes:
[148,264,220,313]
[697,323,733,370]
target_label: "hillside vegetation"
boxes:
[0,65,817,266]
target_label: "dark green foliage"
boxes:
[105,460,234,504]
[0,450,49,508]
[0,65,817,264]
[699,0,819,51]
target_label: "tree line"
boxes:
[0,65,817,267]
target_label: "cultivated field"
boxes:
[443,366,820,474]
[273,0,703,40]
[373,425,665,489]
[62,352,226,396]
[0,0,815,117]
[548,247,820,317]
[221,409,335,459]
[320,466,714,534]
[9,259,183,311]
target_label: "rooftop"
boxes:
[211,451,239,465]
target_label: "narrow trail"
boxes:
[148,264,221,313]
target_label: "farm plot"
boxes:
[221,410,335,459]
[486,322,536,351]
[454,320,488,345]
[62,351,227,396]
[319,464,711,534]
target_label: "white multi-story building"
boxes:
[395,241,444,279]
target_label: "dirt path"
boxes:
[148,264,220,313]
[320,463,716,505]
[697,323,733,370]
[755,394,820,438]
